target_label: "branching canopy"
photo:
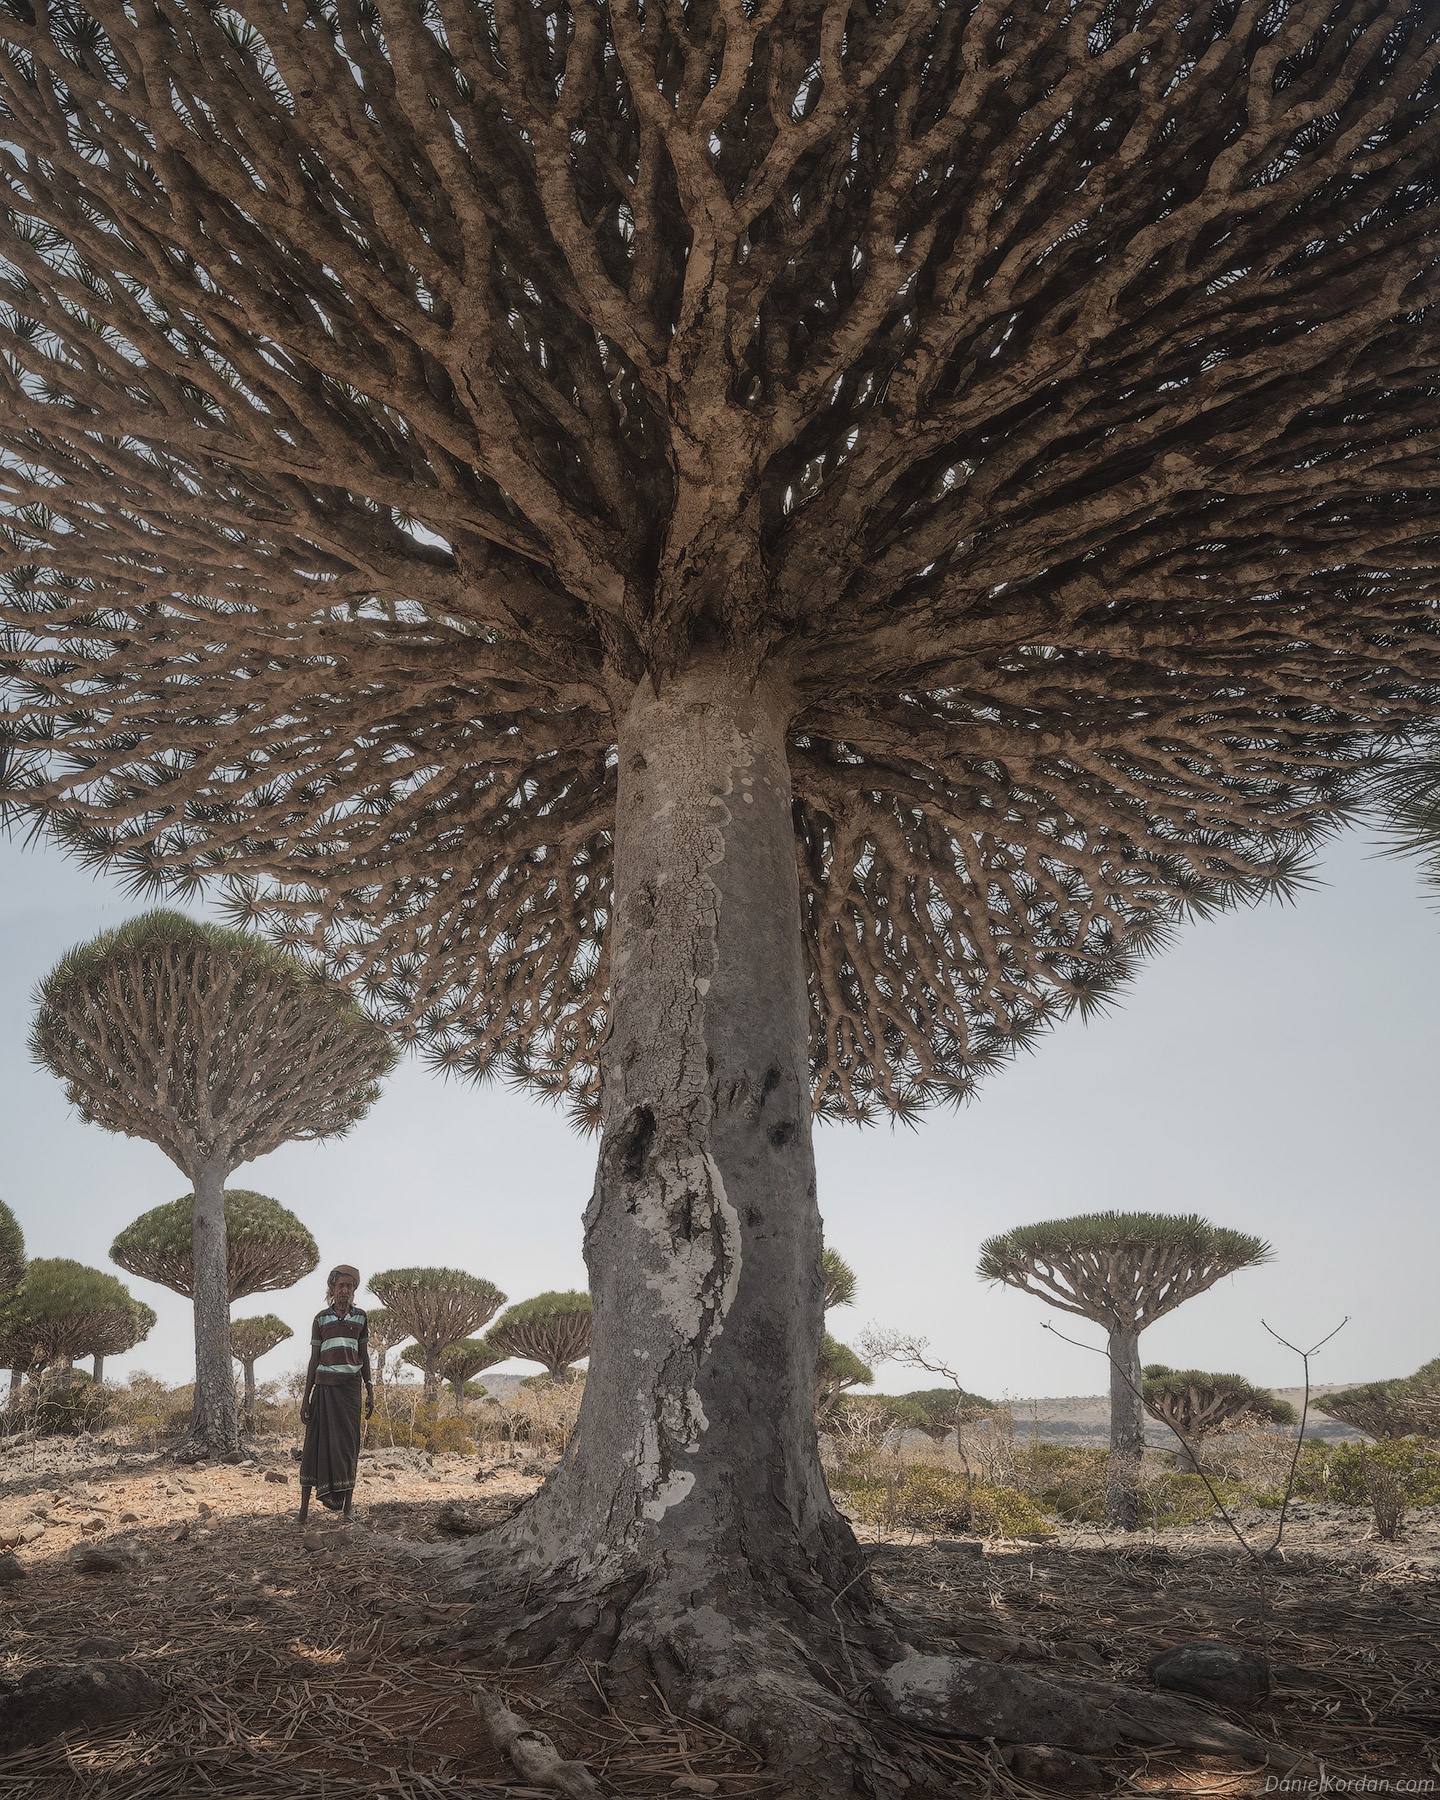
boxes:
[229,1313,294,1366]
[2,0,1439,1121]
[371,1267,507,1366]
[1317,1358,1440,1440]
[403,1336,505,1390]
[487,1290,592,1376]
[1141,1364,1295,1440]
[0,1257,149,1365]
[31,912,398,1178]
[0,1200,24,1299]
[363,1307,407,1362]
[816,1333,873,1406]
[111,1189,319,1302]
[978,1211,1272,1328]
[821,1250,857,1312]
[893,1385,997,1440]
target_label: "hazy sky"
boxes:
[1,823,1434,1401]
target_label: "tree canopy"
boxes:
[892,1386,997,1439]
[372,1268,507,1398]
[229,1314,294,1366]
[977,1212,1273,1327]
[821,1250,856,1312]
[0,1258,149,1366]
[815,1334,873,1407]
[404,1336,504,1393]
[1142,1365,1296,1438]
[0,0,1436,1121]
[1317,1358,1440,1441]
[111,1190,319,1303]
[487,1290,592,1377]
[0,1200,24,1300]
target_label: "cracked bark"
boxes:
[181,1159,240,1458]
[1107,1327,1145,1531]
[444,654,905,1792]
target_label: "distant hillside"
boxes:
[1002,1385,1363,1445]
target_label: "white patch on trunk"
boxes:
[642,1470,696,1520]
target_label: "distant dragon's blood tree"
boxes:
[815,1334,873,1421]
[979,1214,1270,1527]
[1318,1359,1440,1441]
[404,1337,505,1412]
[821,1252,857,1314]
[1142,1365,1296,1474]
[487,1293,593,1383]
[372,1270,506,1406]
[0,1259,149,1388]
[111,1191,319,1305]
[87,1298,158,1386]
[0,1201,24,1405]
[31,914,395,1456]
[2,0,1440,1779]
[895,1387,997,1447]
[364,1309,407,1392]
[230,1314,294,1431]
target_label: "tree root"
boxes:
[473,1686,615,1799]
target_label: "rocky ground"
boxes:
[0,1434,1435,1797]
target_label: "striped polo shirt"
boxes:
[311,1305,369,1385]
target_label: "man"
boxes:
[298,1264,374,1523]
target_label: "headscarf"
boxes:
[327,1264,360,1292]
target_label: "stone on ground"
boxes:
[1148,1640,1270,1710]
[0,1661,165,1751]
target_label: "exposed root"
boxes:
[473,1685,615,1798]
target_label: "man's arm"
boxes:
[359,1317,374,1417]
[300,1318,321,1422]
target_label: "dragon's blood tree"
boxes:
[32,914,395,1456]
[487,1292,593,1383]
[0,1259,149,1387]
[404,1337,505,1412]
[87,1297,158,1386]
[894,1387,997,1448]
[1318,1359,1440,1441]
[815,1334,873,1422]
[111,1191,319,1305]
[1142,1366,1296,1474]
[230,1314,294,1431]
[372,1269,506,1406]
[364,1309,407,1392]
[1,0,1440,1778]
[979,1213,1270,1526]
[821,1251,857,1314]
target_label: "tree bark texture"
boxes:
[446,657,901,1789]
[92,1355,105,1384]
[422,1363,441,1408]
[1107,1327,1146,1530]
[241,1359,257,1432]
[186,1159,240,1454]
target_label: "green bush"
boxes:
[1277,1437,1440,1509]
[835,1463,1054,1538]
[1,1377,112,1438]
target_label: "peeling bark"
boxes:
[181,1159,240,1457]
[1107,1327,1145,1531]
[444,657,905,1791]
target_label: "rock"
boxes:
[264,1470,289,1485]
[1006,1745,1108,1789]
[930,1539,986,1558]
[0,1661,165,1751]
[80,1516,107,1534]
[119,1512,140,1524]
[0,1553,25,1583]
[71,1542,138,1575]
[197,1500,213,1516]
[874,1654,1271,1757]
[74,1636,124,1658]
[221,1450,244,1464]
[1148,1641,1270,1712]
[435,1503,490,1536]
[671,1779,720,1795]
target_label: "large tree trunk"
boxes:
[182,1158,240,1457]
[421,1360,441,1407]
[442,656,905,1792]
[1107,1325,1146,1529]
[241,1359,257,1432]
[92,1354,106,1384]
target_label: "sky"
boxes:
[1,823,1434,1402]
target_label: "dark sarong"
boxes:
[300,1378,362,1510]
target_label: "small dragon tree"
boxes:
[894,1388,998,1447]
[979,1214,1271,1528]
[1142,1366,1296,1474]
[32,913,396,1457]
[487,1293,593,1383]
[821,1252,857,1313]
[1318,1359,1440,1441]
[87,1299,158,1386]
[404,1338,505,1413]
[815,1336,873,1422]
[0,1259,149,1387]
[372,1270,506,1407]
[0,1201,25,1405]
[364,1309,407,1391]
[230,1315,294,1432]
[112,1192,320,1305]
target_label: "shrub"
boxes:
[364,1391,475,1454]
[0,1375,112,1438]
[835,1463,1053,1539]
[1280,1437,1440,1509]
